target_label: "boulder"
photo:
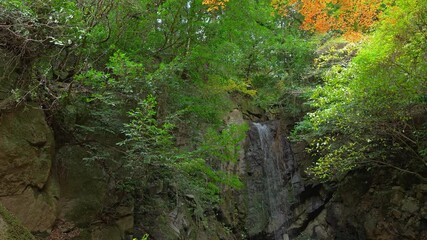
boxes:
[91,225,122,240]
[401,197,419,214]
[0,185,58,232]
[0,106,54,195]
[225,109,245,125]
[116,215,134,235]
[0,203,35,239]
[299,209,332,240]
[0,106,57,232]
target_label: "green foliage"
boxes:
[250,28,316,116]
[5,0,396,236]
[118,95,174,166]
[199,123,249,164]
[294,233,313,240]
[295,0,427,181]
[0,0,84,48]
[118,95,244,207]
[133,233,149,240]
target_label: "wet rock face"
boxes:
[244,121,302,239]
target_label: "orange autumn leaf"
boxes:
[274,0,385,40]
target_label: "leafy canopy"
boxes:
[295,0,427,181]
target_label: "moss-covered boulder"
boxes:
[0,106,58,232]
[0,182,58,232]
[0,203,35,240]
[0,106,54,195]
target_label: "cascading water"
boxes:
[245,121,300,240]
[254,122,287,240]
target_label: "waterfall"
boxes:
[254,123,287,240]
[245,121,298,240]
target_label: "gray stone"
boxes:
[415,184,427,192]
[313,225,329,240]
[116,215,134,235]
[300,209,331,240]
[401,197,419,214]
[391,209,402,219]
[415,184,427,200]
[306,196,324,214]
[390,188,405,206]
[363,214,378,239]
[420,206,427,219]
[225,109,245,125]
[91,225,122,240]
[328,203,345,226]
[0,186,57,232]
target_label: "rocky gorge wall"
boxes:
[0,105,244,240]
[288,167,427,240]
[220,110,304,239]
[243,121,302,239]
[0,106,133,239]
[0,105,426,240]
[0,106,58,233]
[221,110,427,240]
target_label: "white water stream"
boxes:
[253,123,288,240]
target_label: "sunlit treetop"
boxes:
[202,0,230,11]
[272,0,386,40]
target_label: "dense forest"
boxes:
[0,0,426,239]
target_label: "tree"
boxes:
[273,0,385,39]
[295,0,427,181]
[202,0,229,11]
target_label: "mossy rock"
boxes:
[0,204,35,240]
[0,105,54,195]
[91,225,122,240]
[0,105,58,232]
